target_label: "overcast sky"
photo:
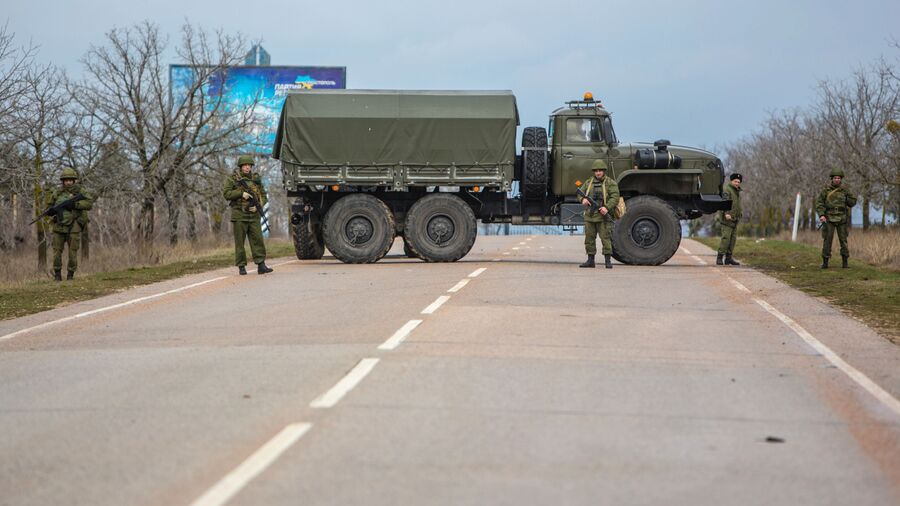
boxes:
[5,0,899,151]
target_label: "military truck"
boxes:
[273,90,729,264]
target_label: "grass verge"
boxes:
[695,237,900,344]
[0,240,295,321]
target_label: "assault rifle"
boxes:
[234,178,270,229]
[30,193,85,225]
[575,185,603,214]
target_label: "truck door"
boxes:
[555,117,608,195]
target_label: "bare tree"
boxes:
[11,64,70,269]
[73,21,260,256]
[817,59,900,229]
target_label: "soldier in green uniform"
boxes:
[578,159,620,269]
[46,168,93,281]
[223,155,273,275]
[815,167,857,269]
[716,173,743,266]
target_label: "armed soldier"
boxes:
[224,155,274,275]
[716,173,743,266]
[578,159,620,269]
[44,168,93,281]
[815,167,857,269]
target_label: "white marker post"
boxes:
[791,193,801,242]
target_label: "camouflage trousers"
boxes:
[821,221,849,258]
[52,231,80,273]
[233,219,266,266]
[717,224,737,255]
[584,220,613,255]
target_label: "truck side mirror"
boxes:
[601,120,618,147]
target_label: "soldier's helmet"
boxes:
[829,167,845,178]
[592,159,608,171]
[60,167,78,181]
[237,155,255,167]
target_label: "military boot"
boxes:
[238,266,247,275]
[257,262,273,274]
[724,255,740,266]
[579,255,595,268]
[66,271,75,280]
[842,255,849,269]
[604,255,613,269]
[53,269,62,282]
[716,254,724,265]
[820,256,829,269]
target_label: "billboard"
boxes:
[169,65,346,154]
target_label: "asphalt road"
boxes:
[1,235,899,506]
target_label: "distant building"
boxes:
[244,44,271,66]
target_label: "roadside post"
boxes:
[791,192,801,241]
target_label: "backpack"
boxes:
[602,180,627,219]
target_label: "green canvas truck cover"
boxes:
[273,90,519,167]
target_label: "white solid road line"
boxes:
[310,358,380,409]
[468,268,487,278]
[421,295,450,315]
[447,279,470,293]
[189,422,312,506]
[678,246,707,265]
[728,277,751,293]
[0,276,228,342]
[270,259,299,268]
[753,298,900,418]
[378,320,423,350]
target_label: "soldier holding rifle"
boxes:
[815,167,857,269]
[223,155,273,276]
[578,159,619,269]
[41,168,93,281]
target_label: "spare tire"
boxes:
[404,194,477,262]
[521,126,548,198]
[610,195,681,265]
[323,194,395,264]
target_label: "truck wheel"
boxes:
[404,194,477,262]
[522,126,548,198]
[323,194,395,264]
[291,218,325,260]
[402,236,421,259]
[610,195,681,265]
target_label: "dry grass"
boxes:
[1,236,258,288]
[774,227,900,271]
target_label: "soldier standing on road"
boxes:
[224,155,274,276]
[46,168,93,281]
[579,159,619,269]
[716,173,743,266]
[815,167,857,269]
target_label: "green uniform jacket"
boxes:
[45,185,93,233]
[223,172,268,222]
[581,176,620,223]
[815,183,857,224]
[717,183,742,228]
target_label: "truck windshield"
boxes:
[566,118,602,143]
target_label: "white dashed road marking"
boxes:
[378,320,423,351]
[468,268,487,278]
[310,358,380,409]
[189,422,312,506]
[421,296,450,315]
[447,279,470,293]
[0,276,228,342]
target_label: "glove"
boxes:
[248,206,257,213]
[242,192,252,200]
